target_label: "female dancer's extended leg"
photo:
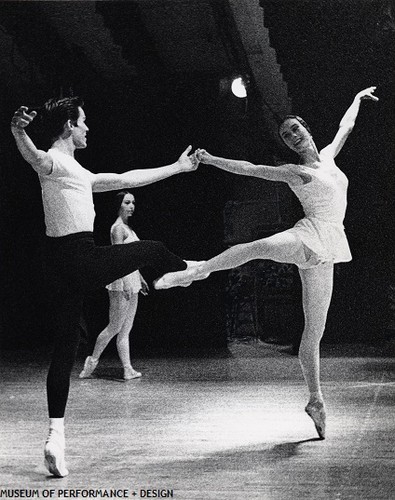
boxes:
[298,263,334,439]
[154,231,304,289]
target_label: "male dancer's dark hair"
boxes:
[40,96,84,143]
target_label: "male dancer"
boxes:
[11,97,198,477]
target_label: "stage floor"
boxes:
[1,341,394,499]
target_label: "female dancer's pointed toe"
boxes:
[153,263,209,290]
[305,401,326,439]
[153,271,190,289]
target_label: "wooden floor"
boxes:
[0,341,394,499]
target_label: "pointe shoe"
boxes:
[153,269,194,290]
[124,366,142,380]
[79,356,98,378]
[185,260,205,268]
[305,400,326,439]
[153,263,210,290]
[44,430,69,477]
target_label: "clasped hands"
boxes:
[176,145,214,172]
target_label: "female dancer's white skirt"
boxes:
[284,217,352,269]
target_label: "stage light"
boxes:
[231,77,247,98]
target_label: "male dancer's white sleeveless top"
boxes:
[106,226,142,293]
[286,156,352,268]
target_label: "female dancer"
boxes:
[80,191,148,380]
[154,87,378,439]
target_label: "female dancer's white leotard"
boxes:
[285,156,352,269]
[106,225,142,293]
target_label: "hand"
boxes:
[11,106,37,130]
[195,148,214,165]
[140,279,149,296]
[356,86,379,102]
[176,145,199,172]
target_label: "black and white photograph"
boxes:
[0,1,394,498]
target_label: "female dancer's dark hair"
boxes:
[114,190,133,212]
[114,191,134,227]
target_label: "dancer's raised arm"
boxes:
[195,149,297,184]
[11,106,53,175]
[321,86,378,159]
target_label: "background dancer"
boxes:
[80,191,148,381]
[10,97,198,477]
[154,87,379,439]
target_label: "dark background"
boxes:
[0,0,394,355]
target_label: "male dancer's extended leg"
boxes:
[298,263,334,439]
[43,236,188,476]
[81,240,188,290]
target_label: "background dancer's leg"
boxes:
[116,293,141,379]
[80,293,141,380]
[80,291,130,378]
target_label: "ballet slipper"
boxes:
[305,400,326,439]
[79,356,98,378]
[123,366,142,380]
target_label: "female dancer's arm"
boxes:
[321,86,378,159]
[131,230,149,295]
[195,149,298,184]
[111,225,133,300]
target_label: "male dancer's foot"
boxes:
[153,261,210,290]
[305,398,326,439]
[44,426,69,477]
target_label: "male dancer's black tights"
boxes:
[44,232,186,417]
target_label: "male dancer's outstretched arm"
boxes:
[11,106,199,186]
[92,145,198,192]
